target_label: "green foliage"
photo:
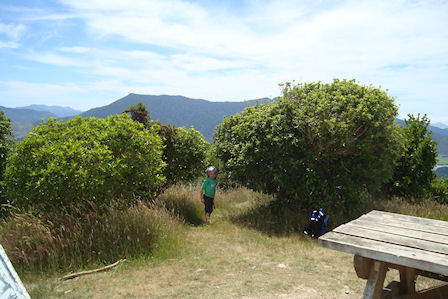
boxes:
[124,102,208,188]
[215,79,402,210]
[159,125,208,187]
[0,110,13,208]
[4,115,165,212]
[124,101,151,129]
[387,114,438,199]
[429,177,448,204]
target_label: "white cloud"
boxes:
[0,41,19,48]
[26,52,89,67]
[2,0,447,117]
[59,46,92,53]
[0,23,25,40]
[0,23,25,48]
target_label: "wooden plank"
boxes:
[318,232,448,276]
[333,224,448,255]
[349,218,448,245]
[363,261,387,299]
[358,214,448,238]
[367,210,448,230]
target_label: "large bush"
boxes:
[4,115,165,212]
[214,79,402,210]
[387,114,438,199]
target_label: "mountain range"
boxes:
[2,94,448,156]
[20,105,82,118]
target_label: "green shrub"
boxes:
[387,114,438,200]
[0,110,13,210]
[124,102,208,189]
[215,79,402,211]
[0,201,183,274]
[429,177,448,204]
[160,125,208,187]
[4,115,165,212]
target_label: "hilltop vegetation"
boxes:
[0,79,446,298]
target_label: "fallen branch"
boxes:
[62,259,126,280]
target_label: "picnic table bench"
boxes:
[318,210,448,299]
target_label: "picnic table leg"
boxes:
[362,261,388,299]
[399,267,416,294]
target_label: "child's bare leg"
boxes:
[205,212,210,224]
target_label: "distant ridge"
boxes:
[432,122,448,130]
[0,106,57,123]
[74,93,272,141]
[3,95,448,155]
[21,104,82,117]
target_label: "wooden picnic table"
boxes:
[318,210,448,299]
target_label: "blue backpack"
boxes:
[303,208,328,238]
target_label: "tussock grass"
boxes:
[155,185,204,225]
[0,201,184,276]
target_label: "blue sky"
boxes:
[0,0,447,122]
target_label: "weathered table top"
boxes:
[318,210,448,277]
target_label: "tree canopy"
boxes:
[214,79,403,210]
[388,114,438,199]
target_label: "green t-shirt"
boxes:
[202,177,217,198]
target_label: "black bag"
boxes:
[303,208,328,238]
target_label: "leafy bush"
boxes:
[429,177,448,204]
[0,111,13,215]
[387,114,438,199]
[215,79,402,210]
[4,115,165,212]
[159,124,208,187]
[0,201,183,274]
[124,102,208,189]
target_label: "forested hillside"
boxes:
[73,93,271,141]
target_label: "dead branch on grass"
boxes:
[62,259,126,280]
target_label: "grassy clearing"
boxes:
[19,185,448,298]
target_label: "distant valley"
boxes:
[3,94,448,157]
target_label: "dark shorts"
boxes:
[204,195,214,214]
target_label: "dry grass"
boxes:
[0,201,184,275]
[12,186,448,298]
[155,184,204,225]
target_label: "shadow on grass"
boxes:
[230,197,311,236]
[230,193,376,237]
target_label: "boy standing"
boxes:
[201,166,218,224]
